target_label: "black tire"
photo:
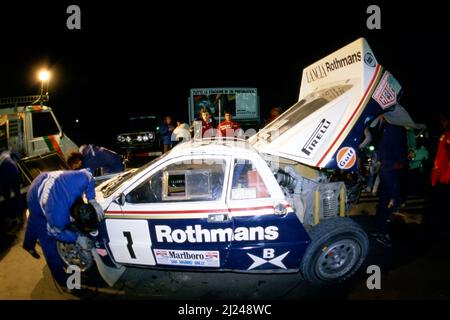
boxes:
[56,241,93,272]
[300,217,369,286]
[56,241,108,289]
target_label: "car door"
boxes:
[226,156,310,272]
[104,155,233,270]
[27,110,63,157]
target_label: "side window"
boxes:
[32,112,59,138]
[126,158,226,204]
[231,159,270,200]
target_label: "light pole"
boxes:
[38,70,50,105]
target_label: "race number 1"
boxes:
[106,219,156,265]
[123,231,136,259]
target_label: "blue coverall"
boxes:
[159,122,172,146]
[0,151,22,228]
[22,169,95,287]
[375,122,407,235]
[80,144,124,175]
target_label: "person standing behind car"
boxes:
[431,113,450,187]
[407,137,429,195]
[372,115,408,247]
[172,119,190,147]
[0,150,23,237]
[22,169,101,288]
[427,111,450,239]
[264,107,283,127]
[160,115,175,153]
[217,110,242,138]
[190,107,217,139]
[67,144,124,175]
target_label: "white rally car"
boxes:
[59,38,415,286]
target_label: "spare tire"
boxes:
[300,217,369,286]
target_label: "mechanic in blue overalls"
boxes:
[22,169,99,287]
[0,150,23,235]
[372,115,408,247]
[67,144,124,175]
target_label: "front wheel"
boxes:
[300,217,369,286]
[56,241,93,272]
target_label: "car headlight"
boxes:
[117,135,125,143]
[126,136,132,143]
[142,135,149,142]
[137,135,143,142]
[147,133,154,139]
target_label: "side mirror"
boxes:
[114,193,126,206]
[273,203,287,216]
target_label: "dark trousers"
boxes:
[375,168,401,235]
[0,193,24,233]
[23,209,69,287]
[424,183,450,238]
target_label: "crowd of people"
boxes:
[158,106,282,154]
[360,109,450,247]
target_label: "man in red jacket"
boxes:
[217,110,242,138]
[427,111,450,240]
[431,113,450,186]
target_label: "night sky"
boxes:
[1,1,448,150]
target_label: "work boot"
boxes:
[376,234,392,247]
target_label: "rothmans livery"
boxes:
[249,38,407,170]
[60,38,419,287]
[155,225,279,243]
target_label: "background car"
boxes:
[115,115,163,167]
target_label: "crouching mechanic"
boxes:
[22,169,103,288]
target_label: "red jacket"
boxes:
[217,120,241,137]
[431,131,450,186]
[201,119,216,137]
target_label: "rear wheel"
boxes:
[300,217,369,286]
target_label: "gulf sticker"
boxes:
[336,147,356,170]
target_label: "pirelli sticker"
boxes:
[372,71,402,110]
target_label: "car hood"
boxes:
[249,38,409,170]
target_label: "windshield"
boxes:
[260,84,352,142]
[125,116,160,132]
[100,152,169,198]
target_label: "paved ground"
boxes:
[1,193,449,300]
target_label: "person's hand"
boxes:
[387,199,395,208]
[76,235,91,250]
